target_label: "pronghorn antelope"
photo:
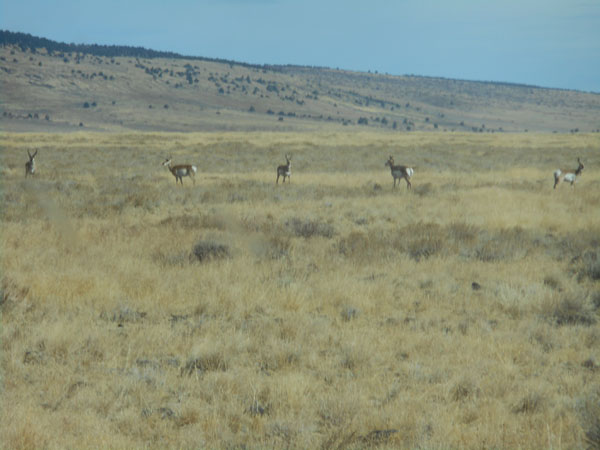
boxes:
[553,158,584,189]
[276,155,292,184]
[162,157,197,185]
[25,149,38,177]
[385,155,413,189]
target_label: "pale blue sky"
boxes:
[2,0,599,92]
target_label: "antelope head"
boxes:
[576,157,584,175]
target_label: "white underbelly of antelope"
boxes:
[553,158,584,189]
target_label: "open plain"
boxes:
[1,131,599,449]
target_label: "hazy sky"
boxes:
[2,0,599,92]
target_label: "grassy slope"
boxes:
[2,45,600,134]
[1,131,599,449]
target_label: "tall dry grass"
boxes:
[1,131,599,449]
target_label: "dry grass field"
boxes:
[1,131,599,449]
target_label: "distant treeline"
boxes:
[0,30,268,70]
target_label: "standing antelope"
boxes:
[162,157,197,185]
[25,149,38,177]
[553,158,584,189]
[385,155,413,189]
[276,155,292,184]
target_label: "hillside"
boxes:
[1,31,599,133]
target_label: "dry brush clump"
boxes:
[190,239,231,262]
[336,221,583,265]
[541,291,597,327]
[574,249,600,283]
[579,390,600,450]
[285,216,335,239]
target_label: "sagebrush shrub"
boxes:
[191,240,230,262]
[286,217,334,238]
